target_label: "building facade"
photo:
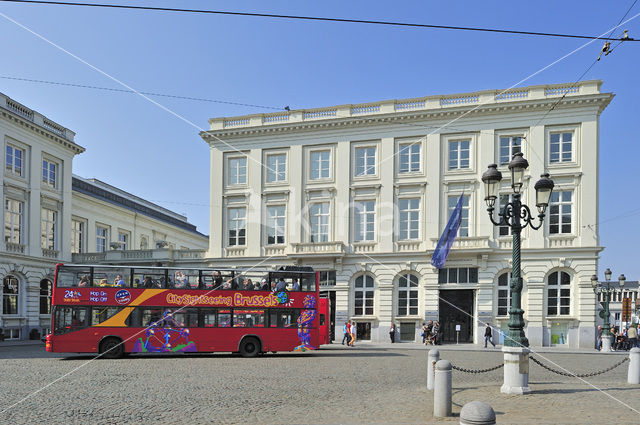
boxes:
[0,93,208,340]
[201,80,613,348]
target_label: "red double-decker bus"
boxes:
[46,264,330,358]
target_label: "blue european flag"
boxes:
[430,194,463,269]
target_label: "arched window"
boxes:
[547,271,571,316]
[2,276,19,315]
[40,279,52,315]
[354,275,374,316]
[397,273,418,316]
[497,272,512,317]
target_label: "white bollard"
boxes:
[628,347,640,385]
[601,334,613,352]
[434,359,452,418]
[427,348,440,390]
[459,401,496,425]
[501,346,531,395]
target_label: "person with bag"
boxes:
[349,321,357,347]
[389,323,396,343]
[341,322,350,345]
[484,323,496,348]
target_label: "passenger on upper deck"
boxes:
[115,275,126,287]
[78,275,90,287]
[213,271,223,288]
[275,277,286,292]
[242,279,253,290]
[292,279,300,291]
[259,279,269,291]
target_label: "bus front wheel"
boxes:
[239,337,261,358]
[99,337,124,359]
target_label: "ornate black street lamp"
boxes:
[591,268,626,351]
[481,153,555,347]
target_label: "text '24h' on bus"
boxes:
[46,264,330,358]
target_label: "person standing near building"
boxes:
[350,321,357,347]
[390,323,396,343]
[484,323,495,348]
[342,322,350,345]
[628,324,638,349]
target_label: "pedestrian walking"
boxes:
[596,325,603,350]
[341,321,350,345]
[420,322,428,344]
[484,323,495,348]
[432,321,440,345]
[350,321,356,347]
[628,324,638,349]
[389,323,396,343]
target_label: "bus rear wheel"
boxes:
[99,337,124,359]
[239,337,261,358]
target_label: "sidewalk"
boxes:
[327,340,631,355]
[0,339,43,347]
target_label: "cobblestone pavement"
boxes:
[0,343,637,424]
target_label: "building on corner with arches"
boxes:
[200,80,613,348]
[0,92,208,341]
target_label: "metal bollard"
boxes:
[629,347,640,385]
[427,348,439,390]
[434,359,452,418]
[459,401,496,425]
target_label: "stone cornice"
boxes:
[1,109,85,155]
[200,92,614,145]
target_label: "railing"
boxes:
[263,114,289,123]
[264,246,286,256]
[495,90,529,101]
[302,108,337,120]
[207,81,601,130]
[6,99,34,121]
[545,86,579,97]
[397,240,421,252]
[43,118,66,136]
[289,241,345,255]
[223,118,250,128]
[121,250,153,259]
[353,242,376,253]
[225,246,246,257]
[548,236,575,248]
[351,104,380,115]
[42,248,59,259]
[174,249,206,260]
[394,99,426,111]
[72,252,107,263]
[431,237,489,250]
[5,242,25,254]
[498,239,512,250]
[439,95,479,106]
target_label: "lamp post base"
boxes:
[501,346,531,395]
[601,335,613,352]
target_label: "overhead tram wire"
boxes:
[0,75,284,110]
[0,0,638,42]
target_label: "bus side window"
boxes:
[320,314,326,326]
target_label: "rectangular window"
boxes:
[448,140,470,170]
[448,195,470,237]
[310,150,330,180]
[498,194,513,236]
[228,207,246,246]
[549,132,573,163]
[499,136,522,165]
[233,310,266,327]
[4,199,23,244]
[42,159,57,187]
[318,270,336,286]
[5,145,24,176]
[399,143,421,173]
[96,226,108,253]
[71,220,84,254]
[228,157,247,185]
[549,191,572,234]
[354,200,376,242]
[399,198,420,240]
[309,202,329,242]
[266,205,286,245]
[438,267,479,284]
[41,209,56,250]
[266,154,286,183]
[355,146,376,176]
[118,232,128,250]
[269,309,300,328]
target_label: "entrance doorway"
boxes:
[356,322,371,341]
[438,290,474,343]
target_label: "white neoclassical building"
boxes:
[201,80,613,348]
[0,92,208,340]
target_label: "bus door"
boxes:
[318,297,330,345]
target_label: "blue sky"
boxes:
[1,1,639,279]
